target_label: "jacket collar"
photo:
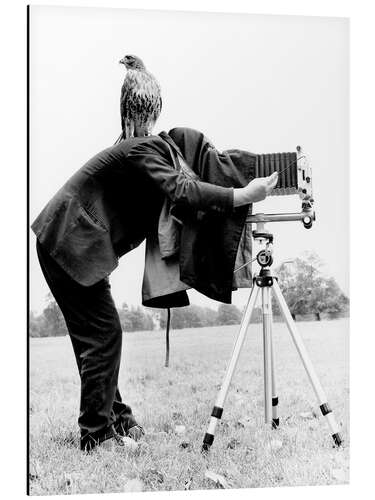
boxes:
[158,131,185,160]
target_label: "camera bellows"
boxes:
[256,152,298,195]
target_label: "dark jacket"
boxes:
[155,128,256,304]
[31,129,238,288]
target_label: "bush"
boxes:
[118,303,155,332]
[217,303,242,325]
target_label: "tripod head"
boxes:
[252,222,274,269]
[247,199,315,272]
[235,203,316,275]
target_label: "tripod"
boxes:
[202,218,342,451]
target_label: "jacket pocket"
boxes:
[79,205,108,232]
[52,204,117,286]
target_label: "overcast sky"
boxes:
[29,6,348,313]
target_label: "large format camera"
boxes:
[249,146,314,229]
[256,146,312,202]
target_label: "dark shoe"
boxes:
[80,424,118,452]
[114,411,144,441]
[81,426,140,452]
[99,432,129,451]
[127,424,145,441]
[92,428,144,452]
[115,420,145,441]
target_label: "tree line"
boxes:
[29,297,243,338]
[29,253,348,337]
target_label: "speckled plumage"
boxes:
[119,55,162,140]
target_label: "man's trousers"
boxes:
[36,239,137,450]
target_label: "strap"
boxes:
[164,307,171,367]
[160,133,199,181]
[159,131,185,159]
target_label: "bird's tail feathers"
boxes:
[114,119,155,144]
[125,121,135,139]
[134,121,155,137]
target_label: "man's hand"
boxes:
[233,172,278,207]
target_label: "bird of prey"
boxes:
[117,55,162,141]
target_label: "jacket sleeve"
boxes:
[126,140,234,214]
[168,127,257,188]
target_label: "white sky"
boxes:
[29,6,349,314]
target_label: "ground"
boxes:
[29,318,349,495]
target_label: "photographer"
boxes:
[32,128,278,451]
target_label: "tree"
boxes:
[182,305,204,328]
[274,252,349,319]
[118,303,133,331]
[42,293,68,336]
[118,303,154,332]
[29,294,68,337]
[128,306,154,331]
[200,307,220,327]
[160,306,202,329]
[217,304,242,325]
[29,310,45,338]
[309,276,349,319]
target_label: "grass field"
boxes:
[29,318,349,495]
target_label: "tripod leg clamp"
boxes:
[202,433,214,452]
[320,403,343,447]
[332,433,343,447]
[320,403,332,416]
[211,406,223,419]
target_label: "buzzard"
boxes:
[118,55,162,141]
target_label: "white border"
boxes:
[1,1,374,499]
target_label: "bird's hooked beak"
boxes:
[119,58,125,65]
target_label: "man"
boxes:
[32,128,278,451]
